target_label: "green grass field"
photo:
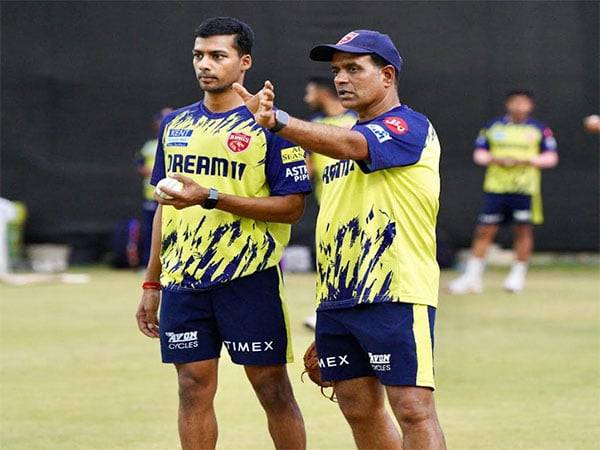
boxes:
[1,265,599,449]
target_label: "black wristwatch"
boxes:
[269,109,290,133]
[202,187,219,210]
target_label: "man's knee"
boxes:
[246,366,294,412]
[389,390,435,428]
[514,224,533,238]
[475,224,498,240]
[177,364,217,410]
[337,387,384,424]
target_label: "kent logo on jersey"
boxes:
[166,129,193,146]
[151,102,311,291]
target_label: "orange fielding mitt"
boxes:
[302,341,336,401]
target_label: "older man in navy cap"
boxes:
[235,29,446,450]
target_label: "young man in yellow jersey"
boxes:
[303,76,356,330]
[134,17,308,450]
[236,29,446,450]
[448,91,558,294]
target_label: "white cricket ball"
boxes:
[155,177,183,200]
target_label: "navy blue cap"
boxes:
[310,30,403,74]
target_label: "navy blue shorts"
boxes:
[159,266,293,365]
[478,192,532,225]
[315,303,436,389]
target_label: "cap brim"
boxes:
[310,44,372,62]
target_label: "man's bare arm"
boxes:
[215,192,305,224]
[233,81,369,161]
[278,117,369,161]
[530,151,558,169]
[136,205,162,339]
[157,174,306,224]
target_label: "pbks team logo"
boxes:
[227,132,251,152]
[383,117,409,135]
[337,31,359,45]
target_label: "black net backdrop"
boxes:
[1,1,598,259]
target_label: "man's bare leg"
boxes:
[175,359,219,450]
[472,223,499,258]
[448,223,499,294]
[513,223,533,262]
[386,386,446,450]
[335,376,403,450]
[504,223,534,292]
[245,365,306,450]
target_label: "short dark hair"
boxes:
[194,17,254,56]
[506,89,535,100]
[370,54,399,85]
[308,76,336,95]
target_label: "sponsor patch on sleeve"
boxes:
[475,135,488,147]
[544,136,557,150]
[366,124,392,143]
[281,147,306,164]
[383,117,409,135]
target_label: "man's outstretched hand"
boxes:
[233,81,277,129]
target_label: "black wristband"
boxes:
[269,109,290,133]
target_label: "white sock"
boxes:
[464,257,485,279]
[509,261,528,276]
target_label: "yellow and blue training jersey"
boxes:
[309,111,357,203]
[476,116,557,195]
[151,102,311,291]
[316,105,441,310]
[136,139,158,202]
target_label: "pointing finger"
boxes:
[232,82,253,101]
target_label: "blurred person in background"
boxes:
[448,90,558,294]
[0,198,18,275]
[135,108,173,267]
[302,76,356,330]
[304,76,357,202]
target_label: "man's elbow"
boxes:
[286,208,304,224]
[284,201,305,224]
[343,132,370,161]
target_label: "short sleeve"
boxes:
[265,133,312,196]
[474,127,490,150]
[540,126,558,152]
[352,113,429,173]
[150,119,169,186]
